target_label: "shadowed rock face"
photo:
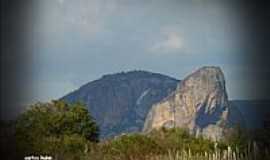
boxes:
[61,71,179,138]
[143,66,245,140]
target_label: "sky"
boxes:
[23,0,264,105]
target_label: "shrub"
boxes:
[97,134,161,160]
[15,100,99,159]
[149,128,216,154]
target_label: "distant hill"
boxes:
[231,100,270,129]
[61,71,179,138]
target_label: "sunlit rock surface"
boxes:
[143,66,245,140]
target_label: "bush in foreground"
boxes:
[15,100,99,159]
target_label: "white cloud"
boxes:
[39,0,119,39]
[149,31,184,53]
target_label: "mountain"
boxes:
[61,71,179,138]
[143,66,245,140]
[61,68,269,139]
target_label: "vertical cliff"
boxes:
[143,66,245,140]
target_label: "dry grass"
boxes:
[148,145,269,160]
[86,141,270,160]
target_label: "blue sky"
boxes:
[24,0,263,104]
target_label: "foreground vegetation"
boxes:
[15,100,99,159]
[1,100,269,160]
[86,128,269,160]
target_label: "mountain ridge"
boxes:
[61,70,179,138]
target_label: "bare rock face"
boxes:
[143,66,245,140]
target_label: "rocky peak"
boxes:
[143,66,244,140]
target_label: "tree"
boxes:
[15,100,99,159]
